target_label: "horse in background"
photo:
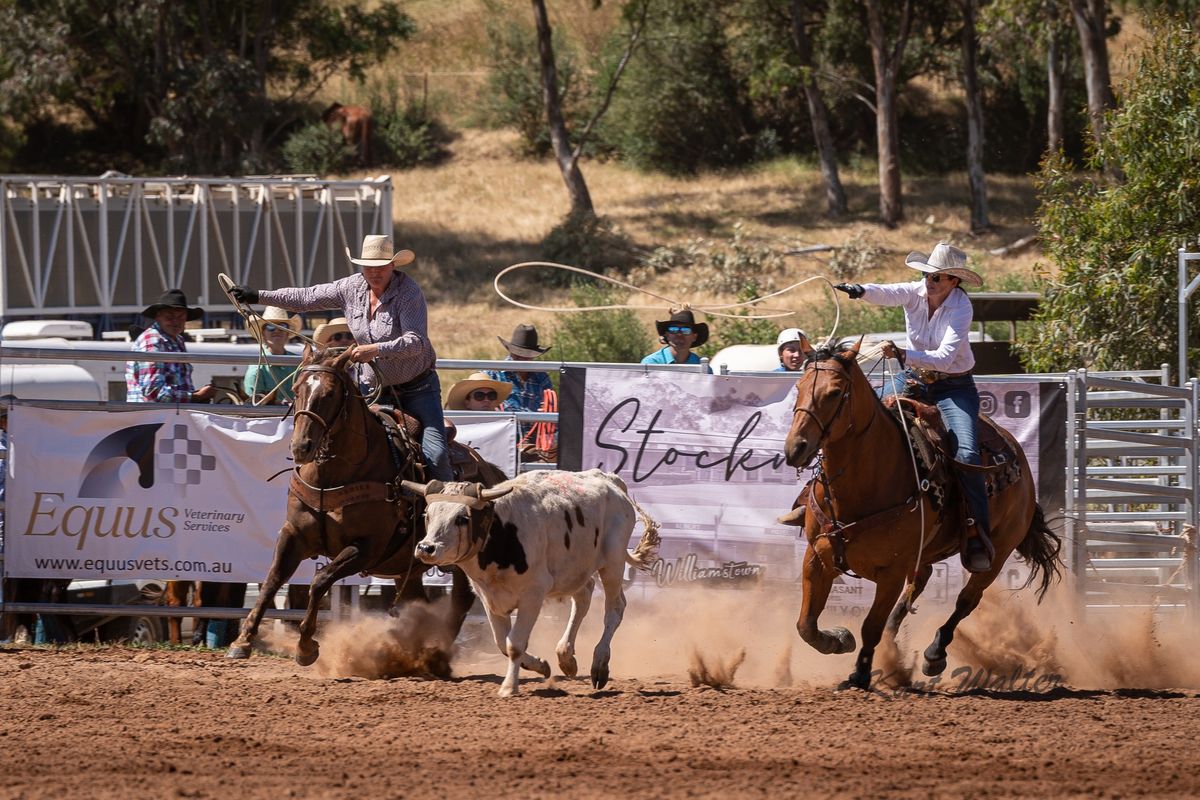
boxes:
[779,340,1062,689]
[227,345,493,668]
[322,102,372,167]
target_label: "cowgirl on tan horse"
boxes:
[782,244,1063,689]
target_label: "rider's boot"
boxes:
[961,517,995,574]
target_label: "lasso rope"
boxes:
[880,355,929,614]
[216,272,382,407]
[493,261,845,346]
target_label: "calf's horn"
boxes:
[400,480,430,496]
[479,486,514,501]
[776,505,806,527]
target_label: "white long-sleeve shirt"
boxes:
[861,280,975,373]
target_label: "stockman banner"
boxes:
[559,367,1065,612]
[4,406,520,582]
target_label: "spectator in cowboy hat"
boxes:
[485,324,555,426]
[834,241,993,573]
[244,306,301,404]
[774,327,813,372]
[641,307,712,373]
[124,288,216,403]
[312,317,355,349]
[446,372,512,411]
[228,235,453,480]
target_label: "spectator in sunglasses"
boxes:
[445,372,512,411]
[833,241,994,574]
[640,307,712,373]
[244,306,301,404]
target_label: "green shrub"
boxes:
[828,231,884,283]
[551,283,652,363]
[281,122,355,174]
[375,105,444,168]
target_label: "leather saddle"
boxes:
[374,407,500,484]
[881,395,1023,503]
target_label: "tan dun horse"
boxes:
[227,345,498,667]
[780,340,1062,689]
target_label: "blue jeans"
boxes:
[380,371,453,482]
[882,370,989,533]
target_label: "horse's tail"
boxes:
[1016,502,1064,602]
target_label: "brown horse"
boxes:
[322,102,373,166]
[226,345,487,666]
[780,340,1062,689]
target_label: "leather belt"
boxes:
[384,368,433,395]
[913,368,972,384]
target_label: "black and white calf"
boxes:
[405,469,660,697]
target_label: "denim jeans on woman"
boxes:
[881,370,990,534]
[376,371,453,482]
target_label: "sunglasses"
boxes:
[666,325,693,334]
[926,274,957,284]
[469,389,498,402]
[329,332,354,343]
[263,324,284,333]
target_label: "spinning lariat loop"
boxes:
[492,261,847,346]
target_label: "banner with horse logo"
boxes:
[559,367,1065,612]
[4,406,521,582]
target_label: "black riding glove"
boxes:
[833,283,865,300]
[230,284,259,304]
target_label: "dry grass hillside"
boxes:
[339,128,1043,360]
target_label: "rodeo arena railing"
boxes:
[0,343,716,644]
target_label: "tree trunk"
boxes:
[1068,0,1116,148]
[1045,30,1066,152]
[789,1,847,217]
[961,0,988,232]
[864,0,911,228]
[531,0,594,218]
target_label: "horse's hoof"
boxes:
[498,684,516,698]
[295,641,320,667]
[225,643,251,660]
[922,656,947,677]
[830,627,857,655]
[387,604,402,619]
[558,653,578,677]
[534,659,552,679]
[590,664,610,690]
[837,672,871,691]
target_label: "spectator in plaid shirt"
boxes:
[486,324,555,436]
[125,289,215,404]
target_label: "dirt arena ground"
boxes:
[4,589,1200,799]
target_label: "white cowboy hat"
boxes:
[776,327,809,351]
[313,317,352,348]
[249,306,301,340]
[904,242,983,287]
[345,234,416,268]
[445,372,513,410]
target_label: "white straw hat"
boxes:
[345,234,416,268]
[904,242,983,287]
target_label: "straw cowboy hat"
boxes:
[445,372,513,410]
[141,288,203,320]
[655,308,709,347]
[345,234,416,268]
[249,306,301,340]
[904,242,983,287]
[498,324,552,358]
[313,317,352,348]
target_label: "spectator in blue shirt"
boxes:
[485,324,555,418]
[641,308,712,373]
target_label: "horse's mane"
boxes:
[803,342,859,367]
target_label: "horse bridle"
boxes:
[292,364,352,463]
[790,359,855,467]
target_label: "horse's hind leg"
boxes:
[796,548,855,655]
[296,543,371,667]
[885,563,934,638]
[922,568,1000,676]
[842,574,905,690]
[227,529,305,660]
[445,566,477,641]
